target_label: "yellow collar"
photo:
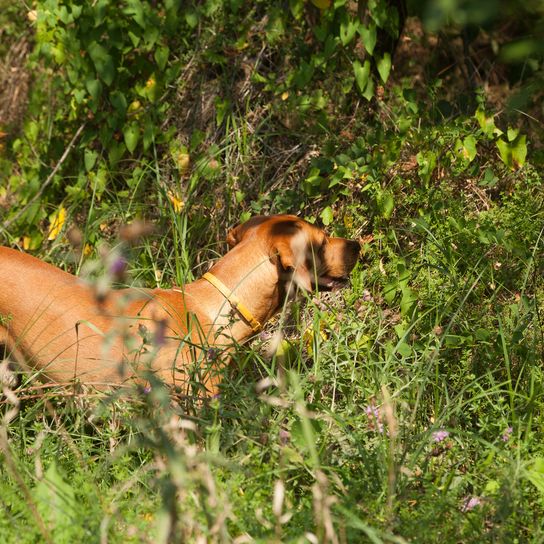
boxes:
[202,272,262,333]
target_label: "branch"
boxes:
[2,121,86,231]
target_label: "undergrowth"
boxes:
[1,1,543,542]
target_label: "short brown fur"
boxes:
[0,215,359,396]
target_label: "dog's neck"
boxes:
[186,240,281,343]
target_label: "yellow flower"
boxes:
[48,205,66,240]
[303,322,328,355]
[167,191,184,213]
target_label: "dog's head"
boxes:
[227,215,360,291]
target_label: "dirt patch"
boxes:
[0,38,31,133]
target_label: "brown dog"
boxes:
[0,215,359,396]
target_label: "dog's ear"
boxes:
[226,225,242,248]
[273,240,312,291]
[226,216,269,248]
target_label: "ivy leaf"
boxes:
[353,59,370,95]
[376,53,391,83]
[496,138,511,168]
[358,23,377,55]
[496,135,526,169]
[85,78,102,103]
[362,74,375,101]
[511,134,527,168]
[340,17,358,46]
[185,9,199,28]
[123,124,140,153]
[124,0,146,28]
[474,109,496,138]
[154,46,169,71]
[87,42,115,86]
[108,141,126,167]
[109,91,127,117]
[84,149,98,172]
[507,126,519,142]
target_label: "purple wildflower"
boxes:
[432,429,449,443]
[501,426,513,442]
[109,255,127,279]
[207,348,219,362]
[365,404,384,433]
[279,429,290,445]
[143,385,152,394]
[461,496,482,512]
[259,330,273,342]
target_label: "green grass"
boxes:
[1,1,544,541]
[1,163,543,542]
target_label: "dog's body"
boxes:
[0,215,359,395]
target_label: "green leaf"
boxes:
[463,134,477,162]
[507,126,519,142]
[154,46,170,71]
[416,150,437,184]
[525,458,544,496]
[85,78,102,102]
[142,121,155,151]
[293,61,314,88]
[84,149,98,172]
[125,0,146,28]
[110,91,127,116]
[475,108,496,138]
[340,17,358,46]
[497,133,527,169]
[290,0,305,18]
[128,31,140,47]
[396,341,412,357]
[215,98,229,126]
[383,281,397,304]
[400,286,417,316]
[185,9,199,28]
[378,191,394,219]
[362,76,375,101]
[484,479,501,495]
[87,42,115,86]
[376,53,391,83]
[445,335,463,347]
[33,462,77,535]
[496,138,511,168]
[511,134,527,168]
[108,141,126,167]
[358,23,377,55]
[320,206,334,226]
[123,124,140,153]
[353,59,370,95]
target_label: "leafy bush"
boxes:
[0,1,543,542]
